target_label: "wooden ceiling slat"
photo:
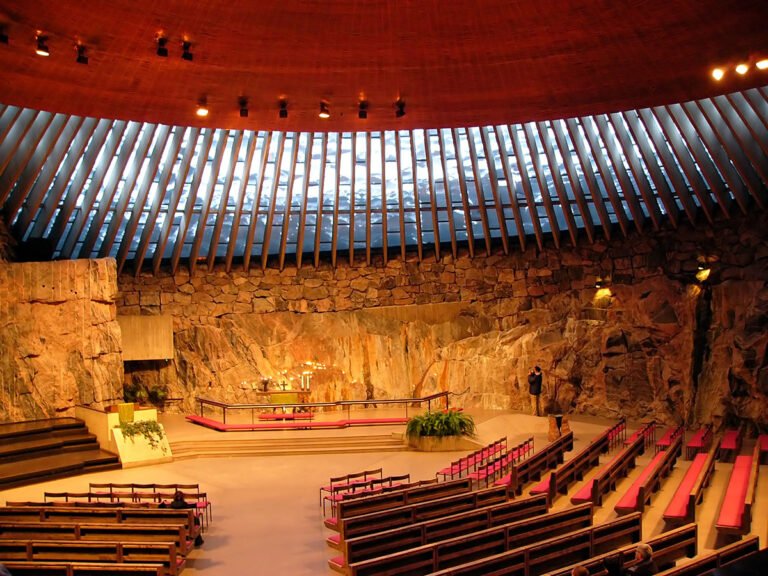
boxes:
[131,127,186,275]
[522,122,561,249]
[60,120,128,259]
[0,106,22,145]
[635,109,698,225]
[207,130,244,272]
[312,134,328,268]
[742,89,768,133]
[154,128,202,275]
[330,134,341,268]
[394,131,407,261]
[0,108,37,178]
[606,113,664,230]
[365,133,372,266]
[436,131,457,260]
[422,130,442,261]
[13,116,86,237]
[449,128,476,258]
[260,131,287,270]
[675,102,750,214]
[115,124,173,275]
[695,99,765,209]
[550,120,596,244]
[707,98,768,198]
[0,111,54,205]
[493,126,527,251]
[592,115,647,233]
[660,105,722,222]
[278,131,301,271]
[349,133,357,266]
[295,132,315,269]
[243,131,273,272]
[187,129,229,275]
[479,127,511,254]
[224,130,258,272]
[30,117,99,241]
[5,114,68,219]
[507,124,545,250]
[378,132,388,264]
[79,121,141,257]
[727,93,768,158]
[578,116,631,237]
[407,131,424,262]
[535,121,579,246]
[169,129,215,274]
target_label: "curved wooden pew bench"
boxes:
[494,431,573,494]
[685,424,713,460]
[0,561,165,576]
[436,437,507,481]
[715,442,760,537]
[468,437,533,487]
[615,430,682,515]
[663,438,719,526]
[718,429,742,463]
[329,495,554,571]
[655,535,760,576]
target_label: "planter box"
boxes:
[407,435,481,452]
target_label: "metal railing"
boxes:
[195,391,451,425]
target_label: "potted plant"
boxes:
[405,408,478,451]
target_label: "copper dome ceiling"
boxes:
[0,0,767,132]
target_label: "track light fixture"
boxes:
[358,100,368,119]
[156,36,168,57]
[238,97,248,118]
[75,44,88,65]
[395,99,406,118]
[196,98,209,117]
[319,101,330,119]
[182,40,193,61]
[279,99,288,119]
[36,35,49,56]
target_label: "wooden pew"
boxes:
[436,438,507,481]
[663,439,719,526]
[0,561,165,576]
[0,539,183,576]
[571,433,645,506]
[0,521,192,555]
[655,535,760,575]
[329,484,521,547]
[369,513,643,576]
[624,421,656,450]
[759,434,768,464]
[530,420,623,505]
[655,424,685,454]
[323,474,411,516]
[326,477,474,529]
[718,429,742,463]
[542,522,698,575]
[615,431,682,514]
[495,431,574,494]
[319,469,383,505]
[715,442,760,536]
[685,424,712,460]
[330,497,560,572]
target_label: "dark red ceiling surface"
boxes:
[0,0,766,131]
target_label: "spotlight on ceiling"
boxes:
[711,67,725,81]
[318,102,330,119]
[735,63,749,75]
[0,30,8,45]
[358,100,368,119]
[238,97,249,118]
[756,59,768,70]
[196,98,209,117]
[36,35,49,56]
[156,36,168,57]
[395,99,406,118]
[595,278,603,289]
[278,99,288,119]
[182,40,193,61]
[75,44,88,65]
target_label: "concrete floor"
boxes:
[1,410,766,575]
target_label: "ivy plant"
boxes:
[118,420,168,454]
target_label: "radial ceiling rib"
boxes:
[133,126,186,275]
[523,122,561,249]
[207,130,244,272]
[536,121,579,245]
[0,111,54,205]
[364,133,373,265]
[421,130,441,261]
[407,131,424,262]
[449,129,477,257]
[225,130,258,272]
[0,108,37,179]
[349,133,358,266]
[479,127,511,254]
[493,126,527,251]
[278,131,301,270]
[170,129,215,274]
[718,94,768,178]
[659,105,721,222]
[727,93,768,158]
[312,133,328,269]
[436,131,458,259]
[295,132,314,269]
[243,131,272,272]
[60,120,128,259]
[261,131,287,270]
[394,131,407,261]
[379,132,389,264]
[507,124,545,249]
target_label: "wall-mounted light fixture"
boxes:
[181,40,193,61]
[156,36,168,57]
[318,101,330,119]
[75,44,88,65]
[278,99,288,119]
[395,98,406,118]
[196,98,209,117]
[36,35,50,56]
[238,97,248,118]
[358,100,368,119]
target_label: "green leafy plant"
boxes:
[118,420,167,454]
[405,409,476,440]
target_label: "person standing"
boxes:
[528,366,543,416]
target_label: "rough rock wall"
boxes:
[0,259,124,422]
[118,212,768,432]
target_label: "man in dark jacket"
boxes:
[628,543,658,575]
[528,366,543,416]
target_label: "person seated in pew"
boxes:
[571,566,589,576]
[602,554,625,576]
[161,490,205,547]
[627,543,658,575]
